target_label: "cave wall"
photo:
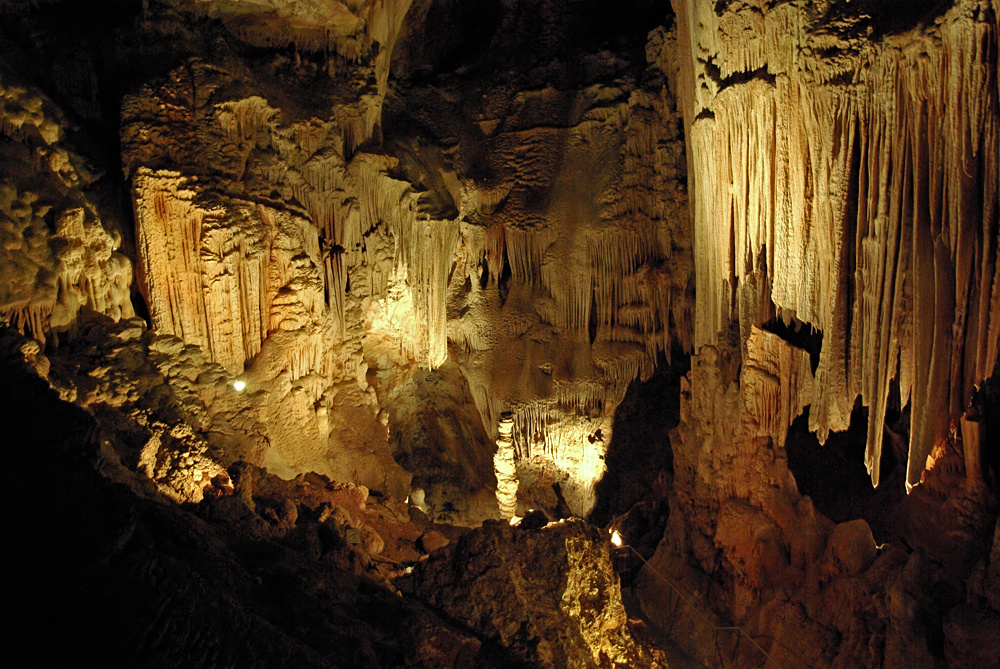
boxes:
[113,0,696,518]
[0,0,694,519]
[0,66,134,341]
[634,1,1000,666]
[3,1,1000,665]
[675,0,1000,488]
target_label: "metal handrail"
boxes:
[625,546,789,669]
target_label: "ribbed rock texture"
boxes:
[675,0,1000,488]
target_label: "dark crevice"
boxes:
[590,350,689,528]
[478,258,490,290]
[785,399,907,545]
[497,250,512,306]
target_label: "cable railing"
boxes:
[625,546,791,669]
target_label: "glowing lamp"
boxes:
[233,380,246,392]
[610,530,623,547]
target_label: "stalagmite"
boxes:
[494,412,518,519]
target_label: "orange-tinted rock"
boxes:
[418,530,449,554]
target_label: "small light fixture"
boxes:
[611,529,623,547]
[233,380,246,392]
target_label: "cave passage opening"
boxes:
[784,396,909,546]
[589,350,688,532]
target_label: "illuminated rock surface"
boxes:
[401,517,666,668]
[2,0,999,666]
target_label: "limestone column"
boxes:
[494,412,518,519]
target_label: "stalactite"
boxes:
[506,228,555,286]
[741,327,814,449]
[217,97,276,145]
[678,0,1000,488]
[1,300,53,344]
[133,170,327,376]
[485,222,506,279]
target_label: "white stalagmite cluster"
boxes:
[675,0,1000,487]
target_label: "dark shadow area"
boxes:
[589,351,688,529]
[816,0,955,39]
[2,334,514,668]
[393,0,671,83]
[785,398,908,545]
[980,368,1000,487]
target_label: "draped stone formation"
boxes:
[0,71,134,342]
[114,0,695,517]
[673,0,1000,489]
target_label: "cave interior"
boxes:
[2,0,1000,667]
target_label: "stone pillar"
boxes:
[494,412,518,519]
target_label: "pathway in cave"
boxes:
[620,584,709,669]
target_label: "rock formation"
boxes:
[0,69,133,342]
[674,0,999,489]
[401,517,665,668]
[633,0,1000,667]
[2,0,999,666]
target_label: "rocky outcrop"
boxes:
[637,322,998,667]
[401,517,665,668]
[2,333,495,669]
[0,69,133,342]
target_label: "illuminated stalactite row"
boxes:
[675,0,1000,488]
[123,67,461,373]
